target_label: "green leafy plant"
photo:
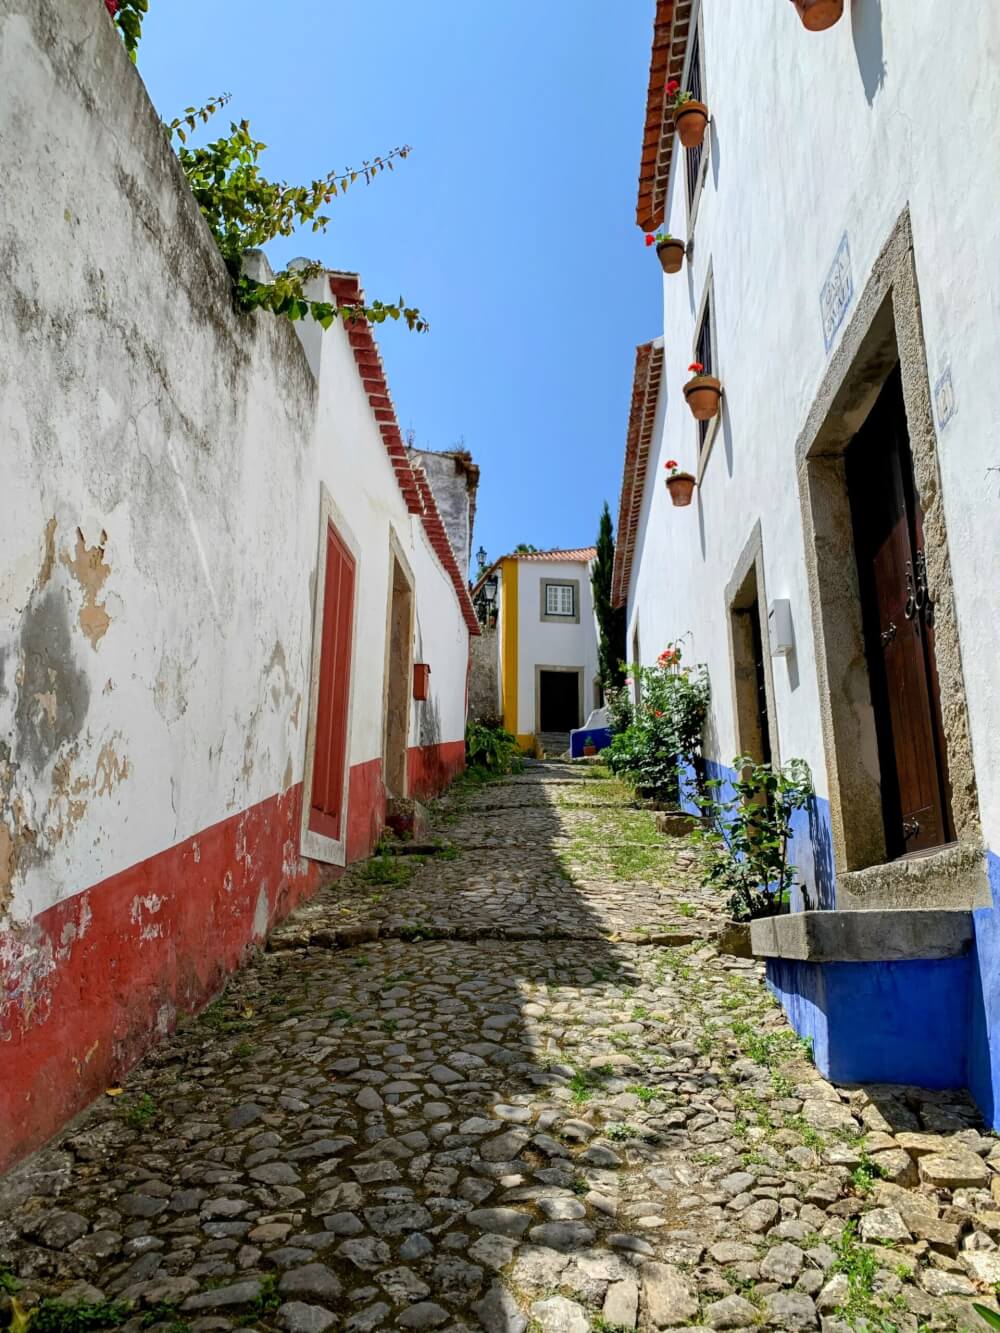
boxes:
[688,754,813,921]
[591,502,627,690]
[105,0,147,62]
[29,1301,134,1333]
[120,1092,158,1130]
[973,1307,1000,1331]
[163,97,426,332]
[607,643,709,801]
[357,852,413,888]
[465,718,523,775]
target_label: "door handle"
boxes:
[902,817,920,840]
[881,622,897,647]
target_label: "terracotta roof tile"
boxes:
[611,340,664,609]
[327,272,480,636]
[635,0,694,232]
[470,548,597,598]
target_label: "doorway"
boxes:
[537,668,582,733]
[730,569,773,768]
[383,555,413,799]
[846,366,953,857]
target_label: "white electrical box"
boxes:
[768,599,794,657]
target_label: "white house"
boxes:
[0,0,477,1172]
[613,0,1000,1114]
[473,549,600,753]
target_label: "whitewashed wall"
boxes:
[627,1,1000,845]
[516,560,600,735]
[0,0,469,930]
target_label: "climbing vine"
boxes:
[165,97,427,331]
[102,7,427,332]
[105,0,147,60]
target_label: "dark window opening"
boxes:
[685,25,704,206]
[694,299,714,452]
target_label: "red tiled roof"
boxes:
[611,340,664,609]
[328,273,480,637]
[513,547,596,563]
[470,548,597,598]
[636,0,694,232]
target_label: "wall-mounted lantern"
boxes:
[413,663,431,700]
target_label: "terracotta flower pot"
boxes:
[675,99,709,149]
[656,238,686,275]
[683,374,722,421]
[792,0,844,30]
[583,744,596,757]
[665,472,697,507]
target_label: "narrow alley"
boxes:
[1,764,993,1333]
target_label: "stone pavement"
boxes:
[2,762,1000,1333]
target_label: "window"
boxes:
[539,578,581,624]
[694,296,715,453]
[685,24,705,208]
[546,584,574,617]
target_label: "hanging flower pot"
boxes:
[645,230,686,274]
[667,80,709,149]
[683,363,722,421]
[664,460,697,507]
[791,0,844,30]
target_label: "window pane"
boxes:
[545,584,574,616]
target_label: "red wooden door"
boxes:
[309,522,356,841]
[847,367,952,857]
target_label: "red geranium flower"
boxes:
[665,459,678,470]
[645,233,656,247]
[666,79,680,96]
[104,0,118,14]
[654,710,663,718]
[688,361,704,374]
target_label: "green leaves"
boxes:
[110,0,148,62]
[688,753,814,922]
[162,107,424,333]
[166,93,232,145]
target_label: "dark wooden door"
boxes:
[847,367,952,858]
[309,522,356,842]
[539,671,580,733]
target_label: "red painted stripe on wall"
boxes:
[0,783,323,1174]
[0,744,459,1174]
[408,740,465,801]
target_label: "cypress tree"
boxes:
[591,502,627,692]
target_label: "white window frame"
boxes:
[540,578,580,624]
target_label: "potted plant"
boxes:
[683,362,722,421]
[686,755,814,958]
[664,459,696,507]
[791,0,844,31]
[645,230,686,275]
[582,735,597,757]
[667,79,709,150]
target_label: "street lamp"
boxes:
[475,545,487,575]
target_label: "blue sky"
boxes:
[139,2,660,574]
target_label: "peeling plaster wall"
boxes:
[626,2,1000,856]
[0,0,470,1168]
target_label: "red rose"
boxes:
[645,233,655,247]
[688,361,704,374]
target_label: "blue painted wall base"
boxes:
[569,727,611,758]
[766,955,970,1090]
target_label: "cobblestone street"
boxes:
[2,764,998,1333]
